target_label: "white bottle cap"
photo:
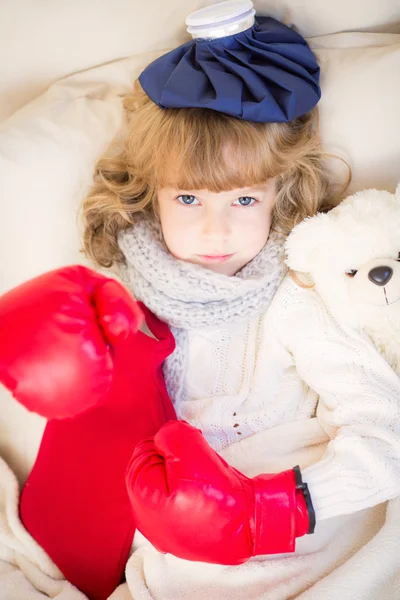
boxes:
[186,0,255,40]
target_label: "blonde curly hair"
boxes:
[81,80,346,268]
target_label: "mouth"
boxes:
[197,254,235,264]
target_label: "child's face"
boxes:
[157,180,276,276]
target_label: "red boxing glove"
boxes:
[126,421,315,564]
[0,265,143,419]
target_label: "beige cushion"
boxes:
[0,54,159,292]
[260,0,400,37]
[1,0,399,121]
[313,32,400,194]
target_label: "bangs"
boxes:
[151,108,283,192]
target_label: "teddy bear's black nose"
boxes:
[368,266,393,286]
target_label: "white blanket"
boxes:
[1,420,400,600]
[0,452,141,600]
[123,421,400,600]
[0,457,87,599]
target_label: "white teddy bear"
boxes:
[285,185,400,374]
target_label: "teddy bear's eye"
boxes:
[397,252,400,262]
[346,270,358,278]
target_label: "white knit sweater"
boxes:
[127,274,400,600]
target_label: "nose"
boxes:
[368,266,393,286]
[202,211,230,240]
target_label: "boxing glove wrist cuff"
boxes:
[252,466,315,556]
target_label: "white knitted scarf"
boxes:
[117,218,286,402]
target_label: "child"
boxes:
[79,2,400,599]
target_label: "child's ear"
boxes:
[284,212,332,274]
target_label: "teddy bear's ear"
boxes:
[285,212,333,273]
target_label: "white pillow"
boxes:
[256,0,400,37]
[0,53,161,293]
[1,0,399,121]
[313,32,400,194]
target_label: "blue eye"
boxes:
[235,196,257,206]
[177,194,198,205]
